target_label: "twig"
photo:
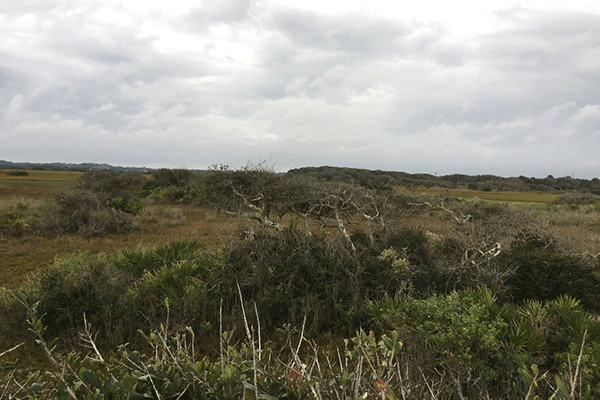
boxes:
[237,280,251,340]
[0,342,24,359]
[420,367,437,400]
[571,327,587,398]
[219,298,224,374]
[254,302,262,361]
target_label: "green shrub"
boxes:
[7,170,28,176]
[366,288,508,383]
[76,170,146,211]
[0,287,28,350]
[115,247,158,278]
[77,170,145,201]
[35,190,136,238]
[153,239,205,266]
[20,252,134,344]
[149,168,196,187]
[0,199,39,236]
[115,240,206,279]
[501,232,600,310]
[126,258,215,330]
[213,228,412,335]
[0,211,32,236]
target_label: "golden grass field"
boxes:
[396,186,559,203]
[0,169,82,182]
[0,169,82,198]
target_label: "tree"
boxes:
[200,165,388,249]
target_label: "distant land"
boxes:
[2,160,599,194]
[0,160,208,174]
[0,160,153,173]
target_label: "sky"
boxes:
[2,1,600,178]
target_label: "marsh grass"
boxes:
[0,169,82,182]
[0,205,236,290]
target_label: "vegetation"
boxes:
[2,165,600,398]
[289,166,600,193]
[7,170,29,177]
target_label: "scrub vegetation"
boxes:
[2,166,600,398]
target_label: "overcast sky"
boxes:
[2,1,600,178]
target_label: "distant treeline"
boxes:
[0,160,207,174]
[3,158,599,193]
[289,166,600,193]
[0,159,153,173]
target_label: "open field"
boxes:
[396,185,559,203]
[0,169,82,182]
[0,204,237,289]
[0,169,81,198]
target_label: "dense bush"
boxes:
[6,286,600,399]
[3,228,600,397]
[7,170,28,176]
[20,252,134,344]
[365,289,600,398]
[149,168,196,188]
[501,232,600,310]
[553,192,600,207]
[77,170,145,200]
[213,228,437,335]
[4,241,215,347]
[123,240,218,330]
[77,170,146,212]
[35,190,136,238]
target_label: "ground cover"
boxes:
[396,185,559,203]
[0,204,236,289]
[0,169,81,198]
[2,168,600,398]
[0,169,82,182]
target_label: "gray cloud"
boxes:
[2,1,600,178]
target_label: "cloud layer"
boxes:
[2,1,600,178]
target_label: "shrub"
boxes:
[115,240,219,331]
[213,228,413,335]
[0,198,40,236]
[0,211,32,237]
[77,170,146,206]
[125,258,216,331]
[501,232,600,310]
[19,252,134,344]
[35,190,136,238]
[153,239,205,266]
[149,168,196,188]
[7,170,28,176]
[553,192,600,207]
[114,247,158,278]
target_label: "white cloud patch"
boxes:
[4,94,23,122]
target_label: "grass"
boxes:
[0,169,81,198]
[0,205,237,290]
[0,169,82,182]
[396,186,559,203]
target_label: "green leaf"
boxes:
[192,360,205,375]
[30,382,43,394]
[80,368,102,389]
[554,375,570,397]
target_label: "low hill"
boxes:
[288,165,600,193]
